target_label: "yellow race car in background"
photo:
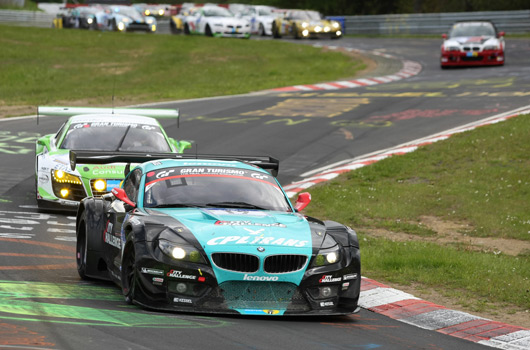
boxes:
[272,9,342,39]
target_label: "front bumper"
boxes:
[131,244,361,316]
[441,50,504,67]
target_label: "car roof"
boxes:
[68,114,160,125]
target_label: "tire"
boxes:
[293,24,300,39]
[184,23,190,35]
[111,19,117,31]
[76,211,89,280]
[258,23,265,36]
[121,242,137,305]
[272,22,281,38]
[205,24,213,37]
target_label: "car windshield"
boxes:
[110,6,143,20]
[60,121,171,152]
[258,7,273,16]
[449,22,496,37]
[290,10,321,20]
[143,166,292,212]
[203,6,233,17]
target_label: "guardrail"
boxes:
[341,10,530,35]
[0,10,54,28]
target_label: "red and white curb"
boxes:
[361,278,530,349]
[284,105,530,198]
[272,46,422,92]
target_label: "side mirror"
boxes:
[441,33,447,39]
[111,188,136,208]
[170,138,192,153]
[498,31,505,37]
[294,192,311,211]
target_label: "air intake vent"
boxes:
[264,255,307,273]
[211,253,259,273]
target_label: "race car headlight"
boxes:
[311,235,341,267]
[301,22,308,28]
[302,29,309,37]
[483,45,499,51]
[52,170,82,185]
[93,179,106,191]
[214,23,223,27]
[159,239,206,263]
[87,18,93,24]
[332,22,340,29]
[158,9,164,16]
[118,22,126,31]
[146,17,154,24]
[324,26,330,32]
[145,9,151,16]
[314,25,322,33]
[445,46,460,52]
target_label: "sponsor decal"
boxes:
[38,174,49,183]
[243,274,279,281]
[104,222,121,249]
[179,168,246,176]
[152,277,164,285]
[215,220,286,228]
[319,275,341,283]
[207,235,307,247]
[156,169,175,179]
[320,301,334,307]
[173,297,192,304]
[167,270,196,280]
[251,173,268,180]
[243,228,265,235]
[343,273,358,281]
[342,282,350,291]
[141,267,164,276]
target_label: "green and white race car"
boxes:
[35,106,191,210]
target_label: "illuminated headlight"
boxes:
[146,17,154,24]
[301,22,308,28]
[159,239,205,263]
[336,30,342,36]
[311,235,341,267]
[151,24,156,32]
[324,26,330,32]
[158,9,164,16]
[332,22,339,28]
[145,10,150,16]
[93,179,106,192]
[87,18,93,24]
[118,22,126,31]
[483,45,499,51]
[302,29,309,37]
[314,25,322,33]
[52,170,82,185]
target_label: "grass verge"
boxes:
[304,114,530,319]
[0,25,365,117]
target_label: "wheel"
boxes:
[183,23,190,35]
[111,19,117,31]
[258,23,265,36]
[76,212,89,280]
[272,22,281,38]
[293,24,300,39]
[121,242,137,304]
[205,24,213,37]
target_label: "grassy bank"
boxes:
[305,114,530,318]
[0,25,364,116]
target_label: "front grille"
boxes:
[211,253,259,273]
[264,255,308,273]
[462,56,483,61]
[219,281,309,311]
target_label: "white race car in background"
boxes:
[440,20,505,68]
[238,5,279,36]
[183,5,250,38]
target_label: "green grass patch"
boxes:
[305,115,530,310]
[0,25,364,114]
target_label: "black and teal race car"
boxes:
[35,106,191,210]
[74,152,361,316]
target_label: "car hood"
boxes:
[151,207,318,284]
[209,17,248,25]
[41,150,126,180]
[445,36,499,46]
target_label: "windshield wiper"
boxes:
[115,125,131,151]
[205,202,267,210]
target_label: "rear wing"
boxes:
[69,151,280,177]
[37,106,179,119]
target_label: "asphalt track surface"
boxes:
[1,36,529,349]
